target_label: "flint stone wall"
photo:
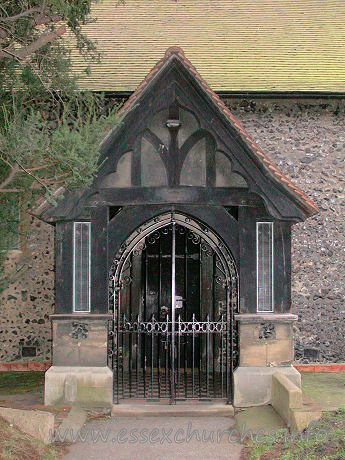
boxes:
[0,98,344,363]
[0,217,54,362]
[225,98,345,363]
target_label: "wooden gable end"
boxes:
[36,48,318,222]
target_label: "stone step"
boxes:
[111,402,234,417]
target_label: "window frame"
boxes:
[73,221,91,313]
[256,221,274,313]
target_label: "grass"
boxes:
[301,373,345,410]
[0,372,45,395]
[0,416,65,460]
[241,408,345,460]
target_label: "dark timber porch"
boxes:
[41,47,318,408]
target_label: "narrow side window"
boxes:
[73,222,91,312]
[256,222,274,312]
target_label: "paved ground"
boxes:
[235,405,286,435]
[62,416,243,460]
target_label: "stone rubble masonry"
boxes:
[0,98,344,364]
[225,98,345,364]
[0,216,54,363]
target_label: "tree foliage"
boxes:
[0,0,120,290]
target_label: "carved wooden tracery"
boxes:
[101,101,247,190]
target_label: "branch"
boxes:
[0,12,60,42]
[32,14,60,27]
[0,7,41,22]
[26,162,55,172]
[15,160,49,192]
[0,25,66,61]
[0,162,19,191]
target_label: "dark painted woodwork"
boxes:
[131,136,141,186]
[273,222,292,313]
[91,207,109,314]
[95,60,309,221]
[38,57,313,223]
[49,54,301,325]
[107,205,239,269]
[87,187,262,208]
[55,222,74,314]
[39,188,266,222]
[206,136,216,187]
[238,207,257,314]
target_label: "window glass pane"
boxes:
[100,151,132,188]
[180,138,206,186]
[73,222,91,312]
[257,222,274,312]
[215,152,248,187]
[141,137,168,186]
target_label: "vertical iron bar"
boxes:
[129,324,132,396]
[116,288,120,404]
[136,314,139,397]
[171,221,176,404]
[192,313,195,398]
[129,255,133,397]
[177,314,181,398]
[221,314,224,398]
[184,330,188,399]
[158,233,162,399]
[206,314,210,398]
[199,334,202,399]
[151,315,154,398]
[199,241,202,399]
[165,314,169,397]
[122,314,125,399]
[230,280,234,404]
[158,330,161,399]
[226,286,230,403]
[184,230,188,399]
[144,246,148,398]
[213,330,216,398]
[212,253,216,399]
[143,326,146,399]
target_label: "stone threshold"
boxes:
[111,401,234,417]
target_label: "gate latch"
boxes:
[175,295,185,309]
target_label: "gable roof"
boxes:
[101,46,318,218]
[67,0,345,93]
[35,47,318,222]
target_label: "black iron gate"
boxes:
[109,212,238,404]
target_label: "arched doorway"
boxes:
[110,212,238,403]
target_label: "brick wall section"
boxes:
[0,98,344,364]
[224,99,345,363]
[0,217,54,362]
